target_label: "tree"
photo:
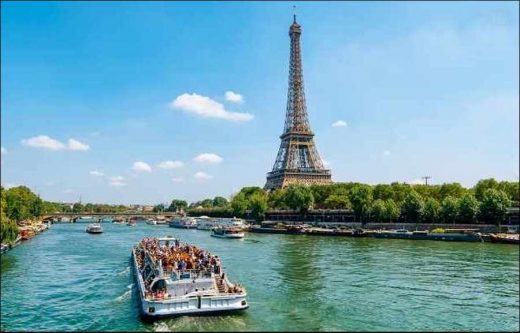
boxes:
[389,182,412,205]
[5,186,42,221]
[385,199,400,222]
[323,193,351,209]
[349,184,373,221]
[168,199,188,212]
[373,184,393,201]
[458,194,480,223]
[497,181,519,203]
[212,196,228,208]
[371,199,386,222]
[473,178,498,201]
[200,199,214,208]
[423,198,440,223]
[249,192,268,222]
[1,187,18,244]
[284,184,314,212]
[402,191,424,222]
[441,196,459,223]
[268,189,286,209]
[153,204,165,213]
[479,189,511,225]
[438,183,467,201]
[231,193,248,217]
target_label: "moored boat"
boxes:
[19,228,35,241]
[371,228,483,242]
[146,218,157,225]
[169,217,197,229]
[132,236,248,320]
[86,223,103,234]
[488,233,519,245]
[196,216,218,230]
[211,227,245,239]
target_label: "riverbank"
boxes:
[0,219,50,254]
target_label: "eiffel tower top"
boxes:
[283,14,312,138]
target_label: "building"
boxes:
[265,15,332,191]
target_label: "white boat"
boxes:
[211,227,244,239]
[132,236,248,320]
[218,217,248,230]
[86,223,103,234]
[196,216,218,230]
[169,217,197,229]
[146,219,157,225]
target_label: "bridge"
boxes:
[43,212,180,223]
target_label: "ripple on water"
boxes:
[1,224,519,332]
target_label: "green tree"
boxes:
[72,203,84,213]
[153,204,165,213]
[284,184,314,212]
[423,198,441,223]
[373,184,393,201]
[389,182,412,205]
[497,181,519,203]
[212,196,228,207]
[385,199,400,222]
[231,192,248,216]
[348,184,373,221]
[473,178,499,201]
[438,183,467,201]
[268,189,286,209]
[402,191,424,222]
[1,187,19,244]
[5,186,42,221]
[458,194,480,223]
[200,199,214,208]
[249,192,268,222]
[168,199,188,212]
[441,196,459,223]
[371,199,387,222]
[323,194,351,209]
[479,189,511,225]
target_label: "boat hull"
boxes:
[211,233,244,239]
[372,232,482,242]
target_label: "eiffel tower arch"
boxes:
[265,15,332,191]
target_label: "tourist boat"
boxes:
[113,218,126,225]
[169,217,197,229]
[86,223,103,234]
[488,233,519,245]
[211,227,245,239]
[156,216,168,225]
[305,227,352,236]
[131,236,248,320]
[196,216,218,230]
[218,217,248,230]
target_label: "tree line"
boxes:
[184,178,518,224]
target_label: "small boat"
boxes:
[488,233,519,245]
[211,227,245,239]
[113,218,126,225]
[128,220,137,227]
[169,217,197,229]
[132,236,248,320]
[86,223,103,234]
[146,219,158,225]
[19,228,35,241]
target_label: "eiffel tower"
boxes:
[265,15,332,191]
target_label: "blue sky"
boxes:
[1,1,518,205]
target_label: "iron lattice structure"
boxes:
[265,16,332,191]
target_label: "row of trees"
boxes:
[184,178,518,224]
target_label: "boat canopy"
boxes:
[157,236,177,242]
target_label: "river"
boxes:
[1,222,518,331]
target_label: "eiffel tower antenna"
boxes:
[265,14,332,191]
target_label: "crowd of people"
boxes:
[137,237,222,275]
[134,237,245,299]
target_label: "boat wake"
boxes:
[152,316,247,332]
[116,266,130,276]
[115,289,132,302]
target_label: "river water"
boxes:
[1,222,518,331]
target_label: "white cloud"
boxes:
[132,161,152,172]
[170,93,253,122]
[225,91,244,104]
[172,177,185,183]
[67,139,90,151]
[194,172,212,181]
[1,147,6,155]
[193,153,223,164]
[157,160,184,169]
[21,135,66,150]
[332,120,347,127]
[383,150,391,156]
[89,170,104,177]
[109,176,126,187]
[21,135,89,151]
